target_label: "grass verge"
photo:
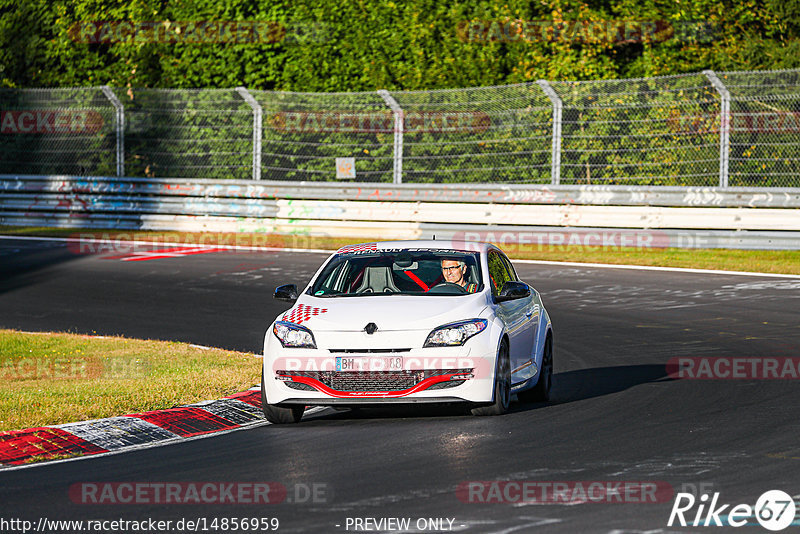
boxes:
[1,226,799,275]
[0,329,261,432]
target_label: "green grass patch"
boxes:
[1,226,799,275]
[0,329,261,432]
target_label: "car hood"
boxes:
[277,293,488,332]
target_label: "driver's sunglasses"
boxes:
[442,265,463,273]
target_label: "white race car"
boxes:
[261,240,553,423]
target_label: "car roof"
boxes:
[336,240,493,254]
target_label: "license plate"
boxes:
[335,356,404,372]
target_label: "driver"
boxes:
[441,259,478,293]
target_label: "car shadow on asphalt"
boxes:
[301,364,672,422]
[303,403,475,422]
[515,363,672,410]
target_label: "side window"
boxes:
[487,251,513,295]
[499,254,519,282]
[322,261,346,291]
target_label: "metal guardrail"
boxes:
[2,175,800,250]
[3,175,800,207]
[1,69,799,187]
[3,198,797,230]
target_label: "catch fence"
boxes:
[1,69,798,187]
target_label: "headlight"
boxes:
[273,321,316,348]
[424,319,487,347]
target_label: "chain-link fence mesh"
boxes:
[551,73,721,186]
[254,89,393,182]
[722,69,800,187]
[0,87,116,176]
[392,84,553,183]
[123,88,254,180]
[1,69,798,187]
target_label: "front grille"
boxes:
[277,369,472,392]
[332,371,416,391]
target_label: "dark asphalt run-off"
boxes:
[0,236,798,533]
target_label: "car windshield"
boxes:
[309,249,483,297]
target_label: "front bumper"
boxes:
[262,329,498,405]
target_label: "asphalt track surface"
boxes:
[1,236,799,533]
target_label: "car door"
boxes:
[499,253,538,379]
[488,250,534,379]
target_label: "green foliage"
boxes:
[1,0,799,91]
[1,0,798,185]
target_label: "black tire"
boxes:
[261,373,304,424]
[471,339,511,416]
[519,335,553,403]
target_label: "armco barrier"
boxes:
[1,175,799,250]
[3,175,800,207]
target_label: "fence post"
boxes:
[377,89,403,184]
[101,86,124,177]
[235,87,263,181]
[703,70,731,188]
[537,80,562,186]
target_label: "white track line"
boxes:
[513,258,800,279]
[0,234,334,255]
[2,234,798,278]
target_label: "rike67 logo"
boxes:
[668,490,797,531]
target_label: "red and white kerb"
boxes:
[282,304,328,325]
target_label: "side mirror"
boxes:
[274,284,298,302]
[496,281,530,302]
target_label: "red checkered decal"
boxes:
[337,243,378,253]
[282,304,329,324]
